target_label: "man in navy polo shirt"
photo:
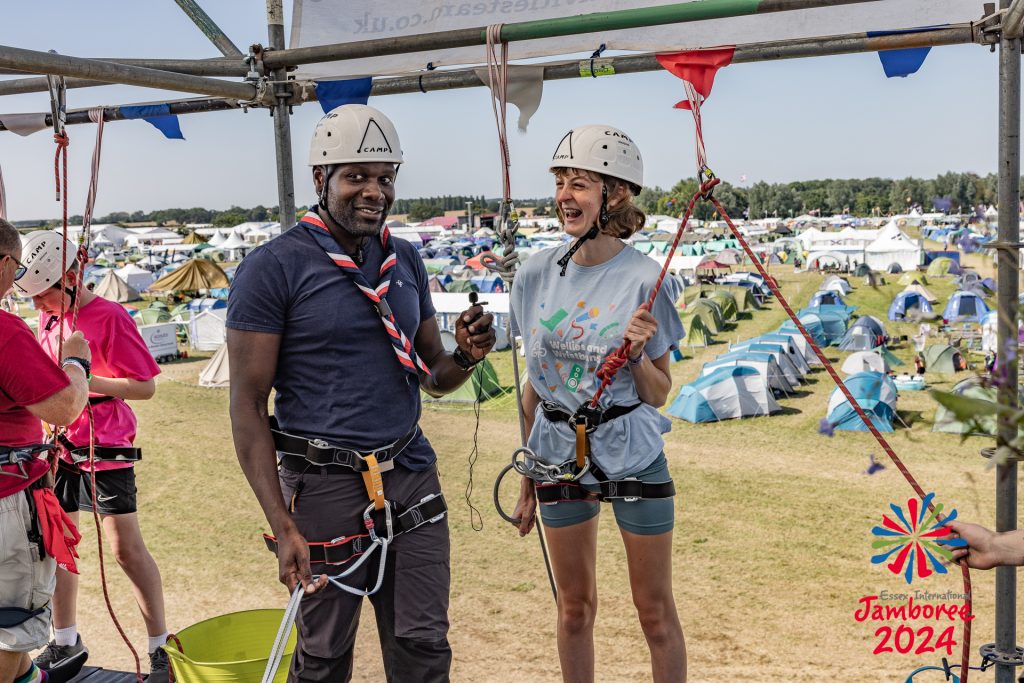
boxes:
[227,104,495,683]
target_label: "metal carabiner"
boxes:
[363,500,395,545]
[45,54,66,138]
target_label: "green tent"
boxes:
[926,258,957,277]
[933,377,1024,436]
[706,292,738,322]
[854,263,871,277]
[716,285,760,312]
[688,299,725,334]
[446,279,479,294]
[422,359,507,404]
[684,314,712,347]
[879,346,905,368]
[922,344,964,375]
[897,273,929,286]
[137,308,171,325]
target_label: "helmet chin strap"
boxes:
[556,184,608,277]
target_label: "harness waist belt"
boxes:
[263,493,447,565]
[540,401,641,430]
[536,479,676,504]
[57,435,141,464]
[271,418,418,473]
[68,447,142,465]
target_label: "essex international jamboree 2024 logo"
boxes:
[855,493,971,657]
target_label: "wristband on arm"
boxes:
[61,357,91,380]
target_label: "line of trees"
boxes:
[635,172,1006,220]
[47,171,1010,231]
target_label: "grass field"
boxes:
[62,251,1017,682]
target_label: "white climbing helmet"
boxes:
[14,230,78,298]
[549,124,643,193]
[308,104,404,167]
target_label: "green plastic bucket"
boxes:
[163,609,296,682]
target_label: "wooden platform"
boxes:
[70,666,144,682]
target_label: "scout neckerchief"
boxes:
[301,209,431,376]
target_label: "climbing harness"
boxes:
[260,426,447,683]
[0,444,56,479]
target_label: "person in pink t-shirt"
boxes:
[14,231,168,683]
[0,219,91,683]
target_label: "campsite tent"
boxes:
[768,329,821,366]
[840,351,888,375]
[728,341,804,386]
[825,371,898,432]
[822,275,852,296]
[780,313,828,348]
[864,220,922,272]
[898,273,929,286]
[701,351,796,395]
[115,264,155,292]
[689,299,726,335]
[198,343,229,388]
[933,376,1024,436]
[837,316,886,352]
[942,290,990,323]
[900,283,938,304]
[715,286,759,312]
[706,291,738,321]
[808,290,845,308]
[926,257,962,277]
[148,259,230,292]
[888,291,935,321]
[685,314,712,347]
[795,309,849,345]
[744,334,813,374]
[422,358,506,404]
[189,310,227,351]
[667,366,781,423]
[93,271,140,303]
[136,308,170,325]
[922,344,965,375]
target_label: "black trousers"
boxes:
[279,462,451,683]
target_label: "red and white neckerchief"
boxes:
[301,210,431,377]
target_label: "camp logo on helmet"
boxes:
[358,119,392,154]
[603,130,633,142]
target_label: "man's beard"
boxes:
[327,196,390,238]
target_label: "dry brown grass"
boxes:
[67,261,1007,682]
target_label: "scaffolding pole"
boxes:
[173,0,244,57]
[992,0,1021,679]
[0,45,265,103]
[0,25,978,132]
[262,0,882,69]
[268,0,296,225]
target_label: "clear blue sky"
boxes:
[0,2,1005,221]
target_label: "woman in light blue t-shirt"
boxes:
[509,125,687,682]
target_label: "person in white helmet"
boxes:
[228,104,495,682]
[509,126,687,682]
[16,231,169,682]
[0,218,91,683]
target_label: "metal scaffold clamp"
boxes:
[240,43,270,112]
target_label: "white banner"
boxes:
[291,0,982,79]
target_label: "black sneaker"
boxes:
[34,635,87,670]
[147,647,170,683]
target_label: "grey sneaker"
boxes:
[34,635,87,669]
[147,647,170,683]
